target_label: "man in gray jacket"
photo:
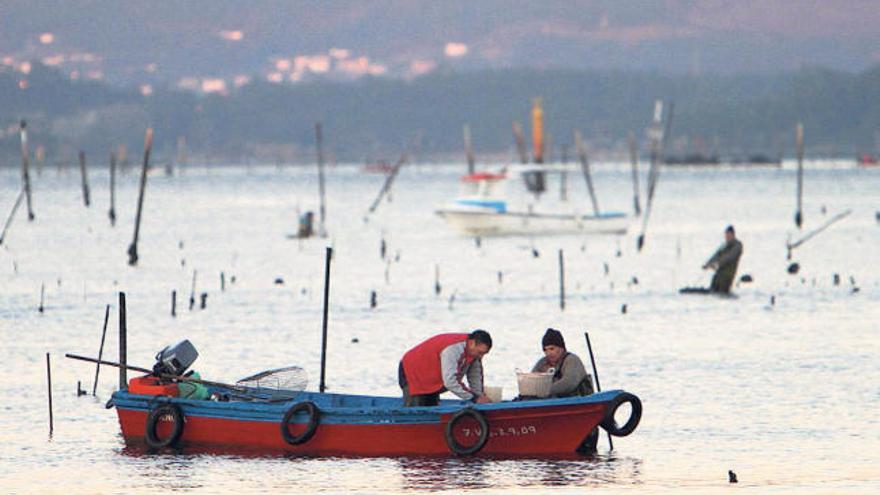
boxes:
[531,328,594,398]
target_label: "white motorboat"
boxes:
[435,166,628,236]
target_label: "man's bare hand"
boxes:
[475,395,492,404]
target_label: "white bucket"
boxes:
[515,369,554,398]
[484,385,503,402]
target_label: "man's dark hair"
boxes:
[468,329,492,349]
[725,225,735,234]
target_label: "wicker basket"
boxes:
[515,369,555,398]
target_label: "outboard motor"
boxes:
[153,340,199,377]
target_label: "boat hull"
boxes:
[112,389,628,457]
[435,209,628,236]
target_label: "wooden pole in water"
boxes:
[315,123,327,237]
[584,332,612,451]
[109,152,117,225]
[38,282,44,312]
[512,121,528,164]
[638,100,674,251]
[19,120,35,221]
[366,145,412,216]
[46,352,53,435]
[171,290,177,317]
[795,122,804,229]
[189,270,197,310]
[558,249,566,311]
[128,128,153,266]
[574,130,600,215]
[628,131,641,216]
[92,304,110,395]
[463,124,475,174]
[78,151,91,207]
[118,292,127,391]
[319,246,333,394]
[0,188,25,246]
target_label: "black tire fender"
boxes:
[445,407,489,455]
[281,401,321,445]
[145,403,185,448]
[600,392,642,437]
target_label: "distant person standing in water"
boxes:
[702,225,743,293]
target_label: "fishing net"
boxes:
[236,366,308,398]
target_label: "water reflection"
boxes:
[396,454,643,491]
[117,444,642,491]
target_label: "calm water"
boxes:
[1,161,878,494]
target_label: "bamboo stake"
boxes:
[795,123,804,229]
[574,130,600,215]
[319,246,333,393]
[109,152,117,225]
[366,146,412,216]
[512,121,528,164]
[0,188,25,246]
[558,249,566,311]
[92,304,110,395]
[78,151,91,207]
[787,209,851,257]
[315,123,327,237]
[118,292,127,390]
[628,131,641,216]
[46,353,53,435]
[638,100,674,251]
[127,128,153,266]
[19,120,35,221]
[463,124,475,174]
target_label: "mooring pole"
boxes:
[19,120,35,221]
[319,246,332,393]
[584,331,613,451]
[46,352,53,435]
[118,292,127,391]
[78,151,91,207]
[128,128,153,265]
[92,304,110,395]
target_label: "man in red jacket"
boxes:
[398,330,493,407]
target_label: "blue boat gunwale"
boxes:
[111,389,624,426]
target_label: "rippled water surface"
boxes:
[1,161,879,494]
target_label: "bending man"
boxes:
[703,225,743,294]
[399,330,493,407]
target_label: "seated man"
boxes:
[399,330,493,407]
[531,328,594,398]
[532,328,598,454]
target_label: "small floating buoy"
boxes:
[630,276,639,285]
[274,277,284,285]
[728,470,738,483]
[739,274,753,283]
[351,337,359,343]
[531,248,539,258]
[787,262,800,275]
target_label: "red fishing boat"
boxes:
[110,385,641,456]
